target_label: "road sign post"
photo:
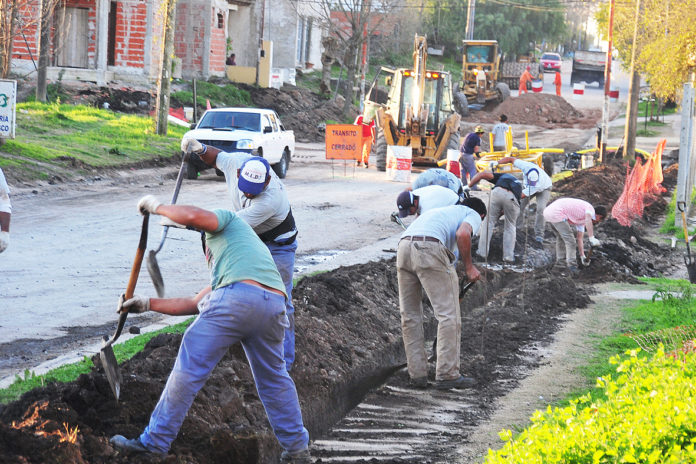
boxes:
[0,80,17,140]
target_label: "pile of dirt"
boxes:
[0,259,596,464]
[553,163,627,210]
[473,93,600,129]
[242,84,358,143]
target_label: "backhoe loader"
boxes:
[362,35,462,171]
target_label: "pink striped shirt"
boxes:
[543,198,595,231]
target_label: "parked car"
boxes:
[183,107,295,179]
[540,53,562,72]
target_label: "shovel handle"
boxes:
[104,213,149,348]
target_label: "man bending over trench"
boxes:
[110,195,311,463]
[397,198,487,390]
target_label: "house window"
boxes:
[296,16,306,63]
[217,12,224,29]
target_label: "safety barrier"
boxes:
[445,149,461,178]
[572,83,585,100]
[609,86,619,102]
[532,80,543,93]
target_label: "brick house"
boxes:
[10,0,324,86]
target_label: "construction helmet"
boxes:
[474,125,484,133]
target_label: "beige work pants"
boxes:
[477,188,520,262]
[397,239,461,382]
[518,188,551,239]
[550,220,577,265]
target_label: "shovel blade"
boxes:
[100,341,122,401]
[685,256,696,284]
[146,249,165,298]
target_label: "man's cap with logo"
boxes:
[526,167,540,186]
[238,156,270,195]
[396,190,415,218]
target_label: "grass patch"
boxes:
[170,80,251,109]
[0,317,194,404]
[636,128,659,137]
[659,189,696,238]
[638,100,677,115]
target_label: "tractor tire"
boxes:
[441,130,461,161]
[454,92,469,117]
[495,82,511,103]
[373,129,388,172]
[543,153,555,176]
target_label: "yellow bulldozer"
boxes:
[456,40,511,115]
[362,35,462,171]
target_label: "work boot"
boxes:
[409,376,428,389]
[280,448,312,463]
[434,375,476,390]
[110,435,161,455]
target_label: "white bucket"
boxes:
[386,146,412,182]
[609,86,619,102]
[572,83,585,100]
[532,80,543,93]
[446,149,461,177]
[581,153,594,169]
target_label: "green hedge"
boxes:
[486,348,696,463]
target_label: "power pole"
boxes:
[465,0,475,40]
[622,0,642,161]
[599,0,614,163]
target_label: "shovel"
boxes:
[100,212,149,401]
[390,212,407,230]
[429,281,476,362]
[677,202,696,283]
[146,153,189,297]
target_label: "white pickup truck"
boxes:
[183,107,295,179]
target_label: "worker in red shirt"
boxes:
[354,115,376,168]
[519,66,533,96]
[554,71,562,97]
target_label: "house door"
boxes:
[55,7,89,68]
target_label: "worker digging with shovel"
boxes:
[396,198,487,390]
[110,195,311,463]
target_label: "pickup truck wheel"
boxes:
[373,129,388,172]
[186,160,198,180]
[272,149,290,179]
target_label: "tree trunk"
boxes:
[0,1,18,78]
[341,43,358,117]
[623,70,640,161]
[155,0,177,135]
[36,0,51,102]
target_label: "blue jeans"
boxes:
[267,239,297,371]
[139,282,309,455]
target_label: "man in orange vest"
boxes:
[554,71,562,97]
[354,115,376,168]
[519,66,533,96]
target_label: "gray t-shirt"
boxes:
[401,205,482,255]
[491,122,510,147]
[215,152,294,240]
[412,185,460,215]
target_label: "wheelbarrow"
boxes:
[677,201,696,283]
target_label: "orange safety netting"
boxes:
[611,139,667,226]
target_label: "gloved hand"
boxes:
[489,161,499,170]
[0,231,8,253]
[581,254,590,267]
[160,216,187,229]
[137,195,162,215]
[462,184,471,192]
[588,236,601,247]
[181,137,205,154]
[117,294,150,314]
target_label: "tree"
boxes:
[596,0,696,102]
[37,0,66,102]
[421,0,566,58]
[291,0,402,117]
[155,0,177,135]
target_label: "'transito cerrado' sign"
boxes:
[325,124,362,160]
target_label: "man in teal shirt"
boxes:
[110,195,310,463]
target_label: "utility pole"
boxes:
[465,0,475,40]
[358,0,369,113]
[622,0,642,161]
[599,0,614,163]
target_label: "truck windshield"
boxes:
[466,45,494,63]
[197,112,261,131]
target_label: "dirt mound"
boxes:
[472,93,600,129]
[243,85,358,143]
[553,163,627,210]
